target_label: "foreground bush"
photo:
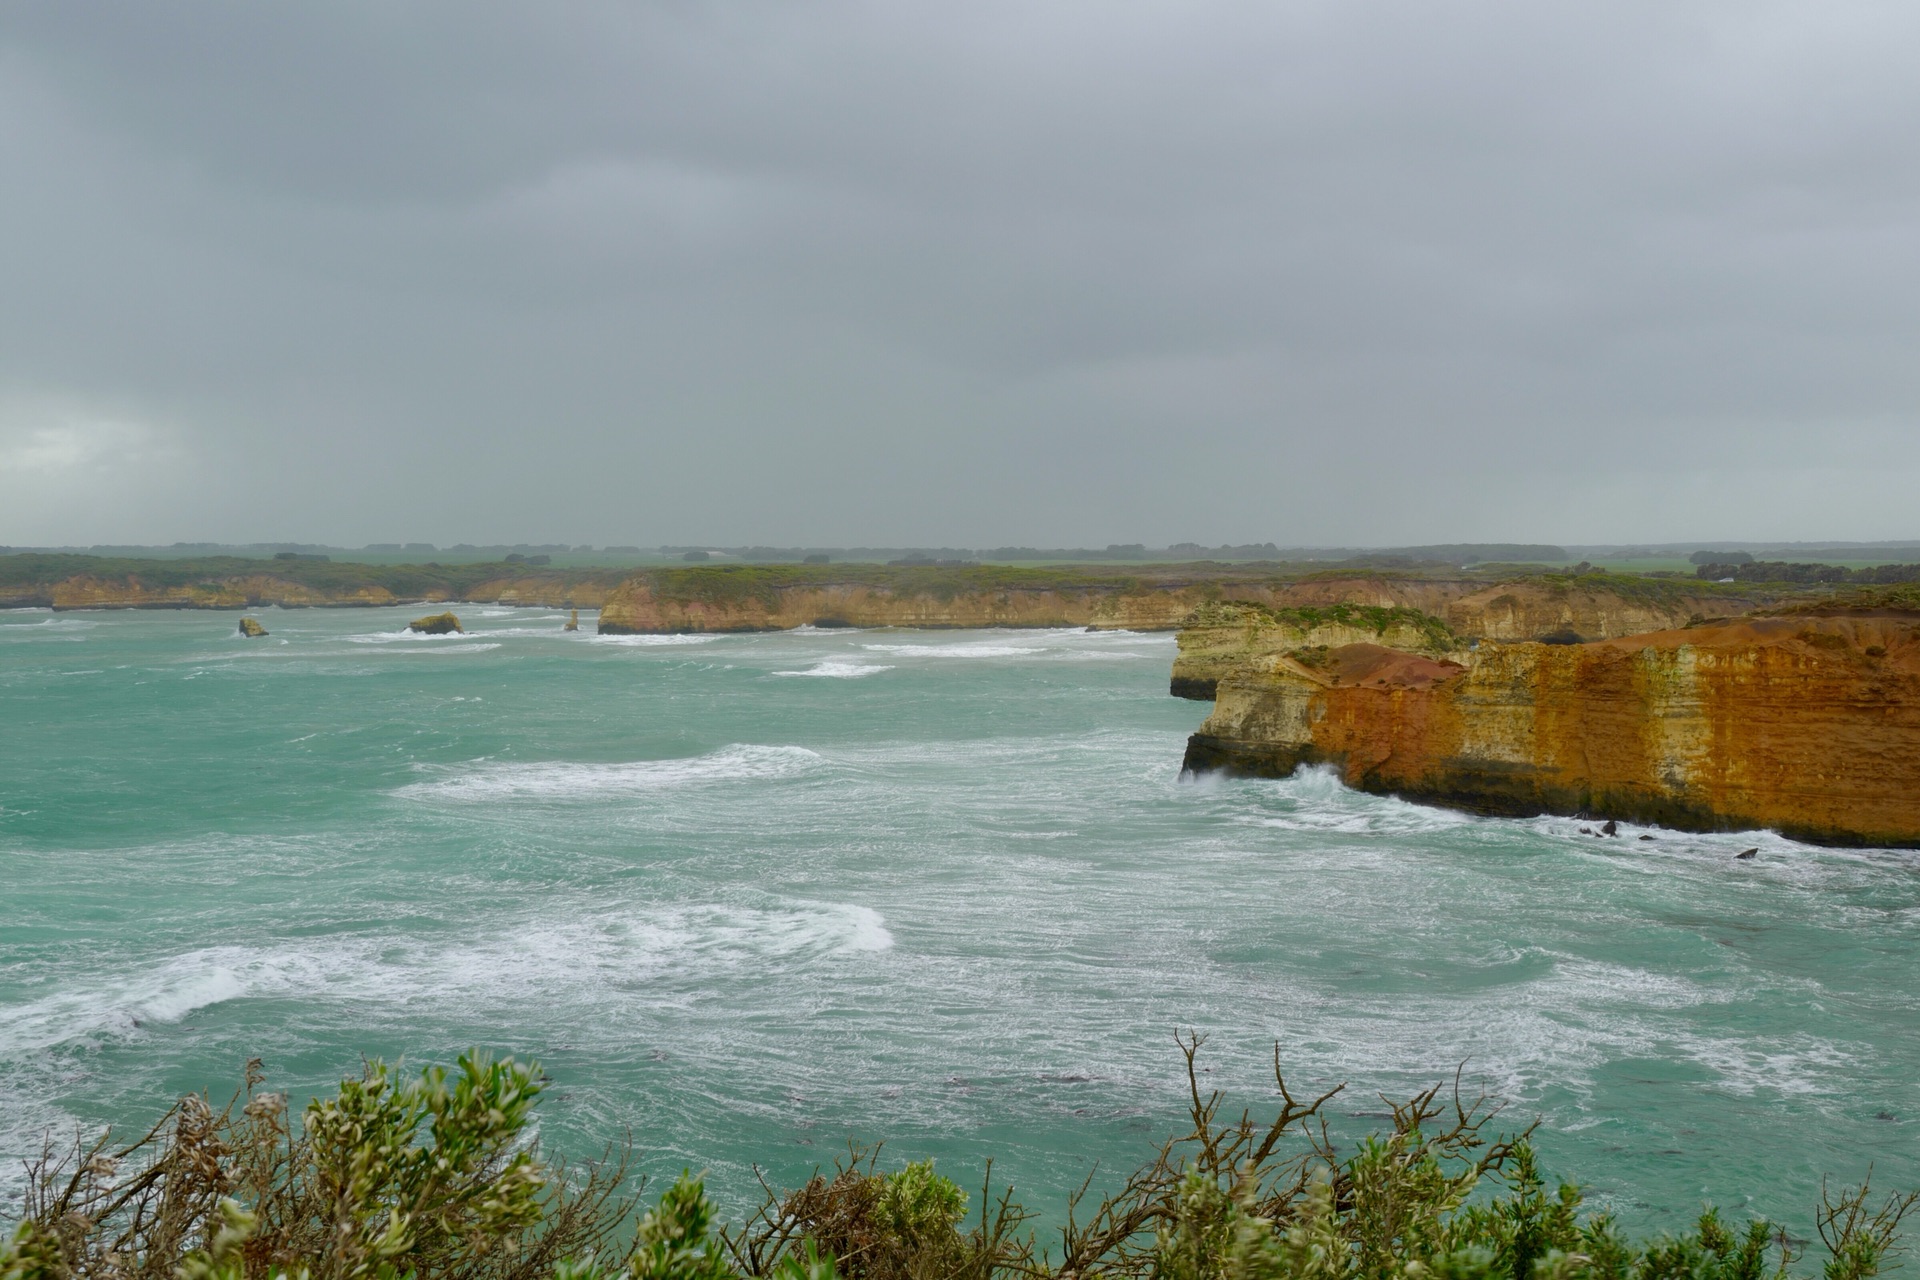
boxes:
[5,1037,1913,1280]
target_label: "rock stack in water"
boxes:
[564,608,579,632]
[238,616,268,637]
[407,611,463,634]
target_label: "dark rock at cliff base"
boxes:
[563,609,579,632]
[238,616,268,638]
[408,611,463,634]
[1601,820,1618,836]
[1735,847,1758,860]
[1170,675,1219,701]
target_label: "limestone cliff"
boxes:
[1169,577,1753,699]
[599,566,1757,638]
[1171,601,1462,699]
[462,577,614,609]
[45,575,409,611]
[1182,613,1920,848]
[1442,579,1745,642]
[600,580,1197,632]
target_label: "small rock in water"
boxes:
[1735,847,1758,860]
[407,611,463,634]
[563,608,579,632]
[1601,819,1618,836]
[1579,827,1593,835]
[238,616,268,637]
[1639,834,1655,841]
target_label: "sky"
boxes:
[1,1,1917,548]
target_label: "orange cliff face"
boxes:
[1182,614,1920,847]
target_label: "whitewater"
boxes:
[2,606,1916,1232]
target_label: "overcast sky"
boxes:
[2,2,1917,547]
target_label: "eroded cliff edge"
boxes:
[1169,577,1751,698]
[1180,604,1920,847]
[597,565,1757,637]
[597,566,1208,632]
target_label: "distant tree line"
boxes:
[1695,560,1920,584]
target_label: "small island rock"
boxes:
[564,608,579,632]
[238,616,268,638]
[408,611,463,634]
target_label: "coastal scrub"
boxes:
[7,1039,1913,1280]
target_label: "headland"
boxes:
[1179,589,1920,847]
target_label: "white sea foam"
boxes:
[397,743,825,801]
[0,902,890,1064]
[773,660,894,679]
[0,616,95,642]
[0,946,325,1055]
[0,616,96,629]
[447,625,571,637]
[344,629,484,644]
[1248,764,1476,835]
[862,642,1044,658]
[1674,1032,1860,1097]
[588,633,722,646]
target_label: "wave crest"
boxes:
[398,744,824,801]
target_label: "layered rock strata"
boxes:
[1182,614,1920,847]
[1172,602,1464,699]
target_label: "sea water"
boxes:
[2,606,1916,1235]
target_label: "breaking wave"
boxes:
[588,633,723,647]
[862,642,1044,658]
[773,660,894,678]
[396,744,825,801]
[0,902,891,1062]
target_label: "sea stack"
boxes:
[407,611,463,634]
[564,608,579,631]
[238,616,268,637]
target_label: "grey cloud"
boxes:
[0,1,1916,545]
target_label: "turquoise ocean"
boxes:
[2,606,1916,1234]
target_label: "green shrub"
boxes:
[6,1037,1914,1280]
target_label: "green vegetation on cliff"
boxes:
[10,1042,1911,1280]
[1184,600,1458,652]
[1526,570,1752,607]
